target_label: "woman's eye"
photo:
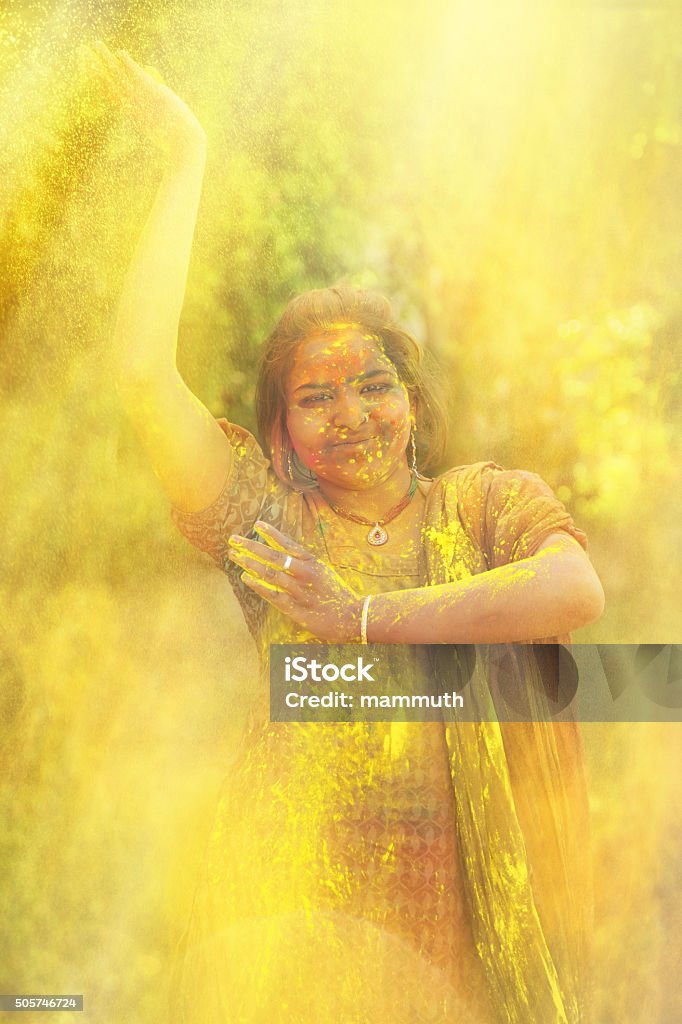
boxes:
[299,382,391,406]
[300,393,332,405]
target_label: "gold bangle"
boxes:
[361,594,372,645]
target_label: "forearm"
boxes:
[365,543,605,644]
[114,144,207,384]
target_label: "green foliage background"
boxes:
[0,2,680,1022]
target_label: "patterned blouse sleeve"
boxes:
[170,419,289,639]
[478,465,589,570]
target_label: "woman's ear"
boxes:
[409,395,418,426]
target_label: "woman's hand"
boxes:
[227,521,365,643]
[84,41,207,162]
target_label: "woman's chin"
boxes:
[314,463,394,491]
[308,441,408,490]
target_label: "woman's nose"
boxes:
[332,391,368,429]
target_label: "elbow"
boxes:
[567,564,605,630]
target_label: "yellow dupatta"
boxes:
[422,463,593,1024]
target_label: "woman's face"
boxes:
[284,329,413,489]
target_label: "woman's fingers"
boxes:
[80,41,207,159]
[228,536,284,571]
[240,571,288,595]
[228,545,312,602]
[253,520,316,560]
[229,546,284,577]
[116,49,163,86]
[229,534,315,581]
[143,64,166,85]
[88,42,157,99]
[86,43,117,80]
[229,525,362,641]
[84,61,126,111]
[86,42,135,101]
[92,41,126,77]
[241,574,301,615]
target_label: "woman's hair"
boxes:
[255,285,449,488]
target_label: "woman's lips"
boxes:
[330,436,376,449]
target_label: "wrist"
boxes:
[345,595,365,644]
[360,594,372,645]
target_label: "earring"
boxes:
[294,449,318,484]
[285,447,296,483]
[283,444,317,488]
[409,425,418,474]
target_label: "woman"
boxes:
[90,43,604,1023]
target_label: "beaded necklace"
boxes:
[316,471,419,546]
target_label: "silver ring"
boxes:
[283,554,293,572]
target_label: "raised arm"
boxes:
[89,42,231,512]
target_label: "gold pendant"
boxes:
[367,524,388,546]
